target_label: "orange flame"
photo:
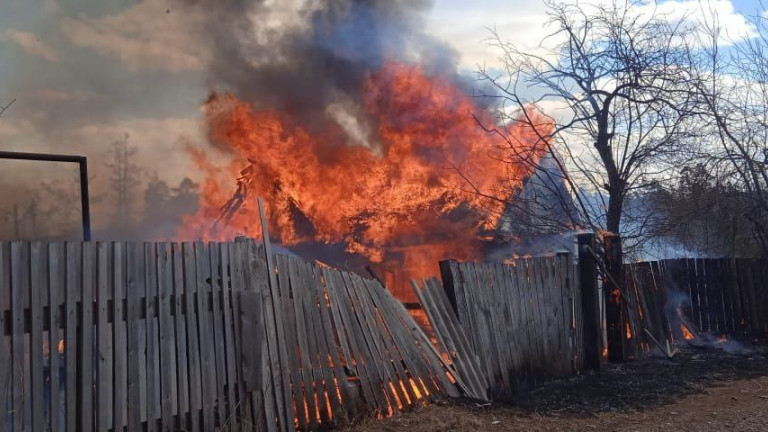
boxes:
[181,62,550,286]
[681,324,694,340]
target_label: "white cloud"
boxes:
[428,0,755,70]
[60,1,210,72]
[3,29,59,62]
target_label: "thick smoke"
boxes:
[187,0,462,145]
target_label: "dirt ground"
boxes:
[345,345,768,431]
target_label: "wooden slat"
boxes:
[285,257,316,429]
[183,243,202,432]
[311,264,352,422]
[96,243,113,432]
[64,242,80,432]
[342,273,401,412]
[145,243,161,432]
[157,243,176,431]
[244,242,278,432]
[127,243,145,432]
[221,245,240,431]
[10,242,25,432]
[301,261,342,424]
[323,269,381,413]
[194,242,216,432]
[357,278,417,408]
[0,243,9,431]
[113,243,128,431]
[30,242,44,432]
[226,242,246,430]
[171,243,191,430]
[47,242,62,432]
[275,255,304,430]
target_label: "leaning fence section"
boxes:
[0,240,463,432]
[438,254,584,398]
[624,258,768,357]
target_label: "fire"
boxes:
[681,324,694,340]
[181,62,550,284]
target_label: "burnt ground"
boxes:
[344,344,768,431]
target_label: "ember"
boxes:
[180,63,550,287]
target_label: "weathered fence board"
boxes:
[624,257,768,357]
[439,254,585,398]
[0,239,478,432]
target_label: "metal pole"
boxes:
[0,150,92,241]
[79,158,92,241]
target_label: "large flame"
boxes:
[180,63,551,291]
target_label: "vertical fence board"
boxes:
[183,243,202,432]
[171,243,191,430]
[127,242,145,432]
[30,242,44,432]
[48,243,62,432]
[96,243,113,432]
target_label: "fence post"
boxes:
[438,260,460,317]
[577,233,602,371]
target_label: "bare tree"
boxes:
[477,0,699,360]
[0,98,14,118]
[694,3,768,257]
[108,133,141,235]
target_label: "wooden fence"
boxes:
[624,258,768,357]
[438,254,585,398]
[0,240,462,432]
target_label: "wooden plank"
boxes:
[430,276,489,397]
[243,241,279,432]
[413,279,480,400]
[183,243,202,432]
[323,269,382,413]
[275,255,304,430]
[47,243,63,432]
[194,242,216,432]
[487,263,514,393]
[333,270,388,412]
[96,242,113,432]
[171,243,191,430]
[342,273,402,412]
[10,242,26,432]
[258,199,295,431]
[310,263,352,423]
[227,242,246,430]
[29,242,44,432]
[157,243,176,431]
[379,284,460,399]
[357,278,418,408]
[64,242,81,432]
[285,257,316,428]
[127,243,145,432]
[300,261,339,424]
[0,243,9,431]
[220,244,239,431]
[365,280,436,402]
[208,244,228,428]
[458,263,493,386]
[145,243,161,432]
[501,262,527,384]
[507,262,533,383]
[113,243,128,432]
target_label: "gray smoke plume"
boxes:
[186,0,462,141]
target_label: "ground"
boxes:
[344,345,768,431]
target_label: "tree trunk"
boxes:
[604,192,626,362]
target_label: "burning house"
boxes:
[178,1,555,302]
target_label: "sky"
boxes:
[0,0,764,192]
